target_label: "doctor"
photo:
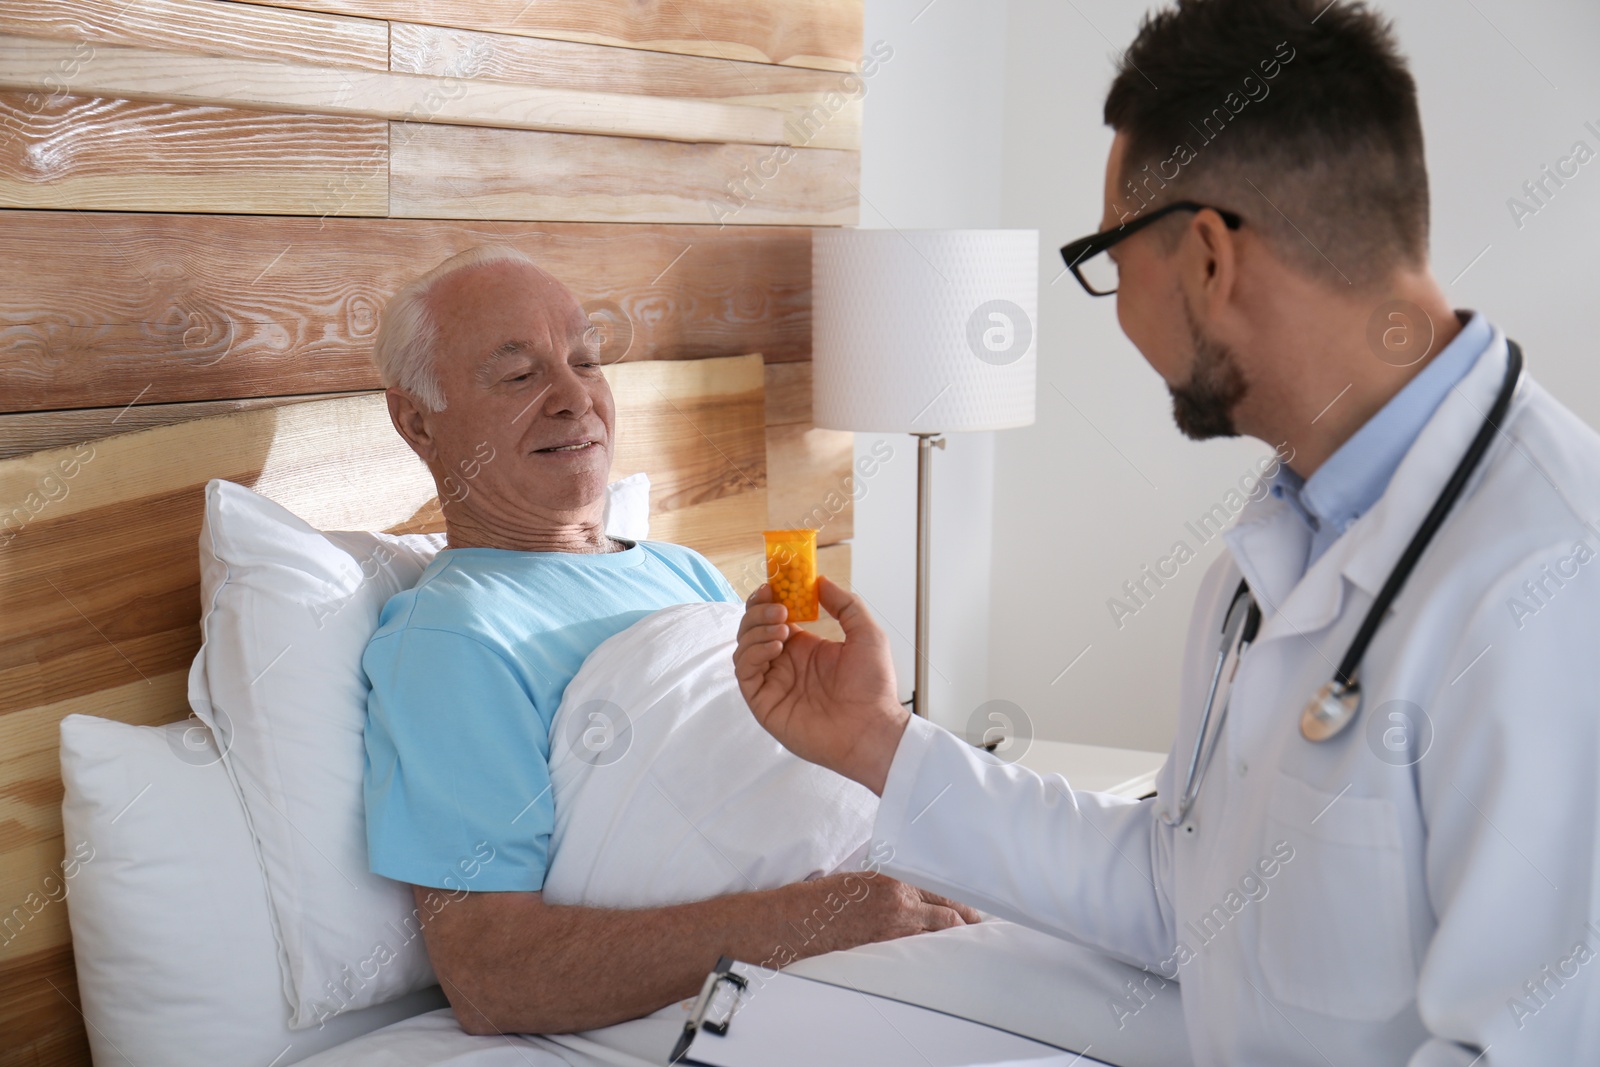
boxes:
[734,0,1600,1063]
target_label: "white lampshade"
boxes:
[812,229,1038,433]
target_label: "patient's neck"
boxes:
[444,503,620,554]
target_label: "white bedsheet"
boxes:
[540,600,878,907]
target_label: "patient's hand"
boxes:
[734,577,910,795]
[796,871,983,955]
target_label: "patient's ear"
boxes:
[386,388,439,466]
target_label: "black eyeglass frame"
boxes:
[1059,201,1244,296]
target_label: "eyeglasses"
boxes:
[1059,201,1244,297]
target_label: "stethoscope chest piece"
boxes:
[1301,679,1361,742]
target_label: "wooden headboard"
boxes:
[0,0,867,1059]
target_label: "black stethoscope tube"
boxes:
[1329,340,1525,693]
[1299,339,1525,740]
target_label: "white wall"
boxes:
[851,0,1600,754]
[852,0,1010,734]
[986,0,1600,752]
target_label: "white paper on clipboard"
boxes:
[670,958,1113,1067]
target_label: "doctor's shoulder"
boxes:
[1409,376,1600,702]
[1426,375,1600,561]
[1474,372,1596,544]
[1497,374,1600,518]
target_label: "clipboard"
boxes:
[669,956,1113,1067]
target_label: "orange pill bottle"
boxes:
[763,529,819,623]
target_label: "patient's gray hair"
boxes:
[373,244,537,412]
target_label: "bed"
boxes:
[0,355,1187,1065]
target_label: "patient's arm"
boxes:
[414,871,978,1036]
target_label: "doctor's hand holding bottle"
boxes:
[734,577,909,795]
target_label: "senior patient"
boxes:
[360,245,977,1037]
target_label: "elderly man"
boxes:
[359,245,978,1037]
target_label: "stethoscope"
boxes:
[1160,340,1525,830]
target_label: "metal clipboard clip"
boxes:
[670,956,749,1063]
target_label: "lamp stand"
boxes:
[912,432,945,718]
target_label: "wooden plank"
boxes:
[0,838,77,962]
[390,123,858,226]
[0,92,388,215]
[0,484,242,722]
[764,359,815,426]
[602,354,768,576]
[389,22,862,151]
[818,542,850,585]
[766,421,854,545]
[809,542,851,641]
[260,0,863,72]
[0,0,390,71]
[0,34,787,147]
[0,210,812,414]
[0,391,370,460]
[0,944,89,1067]
[764,361,853,546]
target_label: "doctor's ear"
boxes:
[1181,209,1242,317]
[387,388,439,467]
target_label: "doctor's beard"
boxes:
[1169,306,1248,441]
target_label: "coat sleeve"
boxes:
[867,555,1247,973]
[872,714,1177,971]
[1408,541,1600,1065]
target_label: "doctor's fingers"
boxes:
[817,577,882,643]
[734,618,790,660]
[732,646,784,687]
[732,630,790,681]
[737,598,789,637]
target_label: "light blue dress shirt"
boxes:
[1270,311,1494,568]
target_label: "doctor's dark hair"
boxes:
[1103,0,1429,290]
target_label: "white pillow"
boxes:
[603,470,650,541]
[187,473,650,1029]
[58,713,449,1066]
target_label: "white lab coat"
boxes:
[874,330,1600,1066]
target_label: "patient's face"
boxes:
[424,261,615,524]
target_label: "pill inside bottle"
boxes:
[763,529,819,623]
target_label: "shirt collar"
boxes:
[1269,310,1493,565]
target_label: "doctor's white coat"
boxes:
[874,331,1600,1065]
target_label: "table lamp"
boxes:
[812,229,1039,718]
